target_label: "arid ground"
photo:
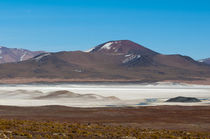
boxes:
[0,105,210,132]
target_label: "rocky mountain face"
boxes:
[0,46,44,64]
[0,40,209,83]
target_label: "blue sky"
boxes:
[0,0,210,59]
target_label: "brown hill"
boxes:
[0,40,209,83]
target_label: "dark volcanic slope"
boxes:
[0,46,43,64]
[0,40,209,82]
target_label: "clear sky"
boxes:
[0,0,210,59]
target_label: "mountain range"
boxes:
[0,40,210,83]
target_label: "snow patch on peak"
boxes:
[198,59,204,63]
[73,69,83,73]
[85,47,96,52]
[85,40,130,53]
[125,54,131,57]
[100,42,113,50]
[20,52,27,61]
[122,54,141,64]
[34,53,51,61]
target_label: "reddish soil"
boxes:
[0,105,210,132]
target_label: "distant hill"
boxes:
[0,46,44,64]
[0,40,209,83]
[199,58,210,65]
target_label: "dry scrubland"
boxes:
[0,119,210,139]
